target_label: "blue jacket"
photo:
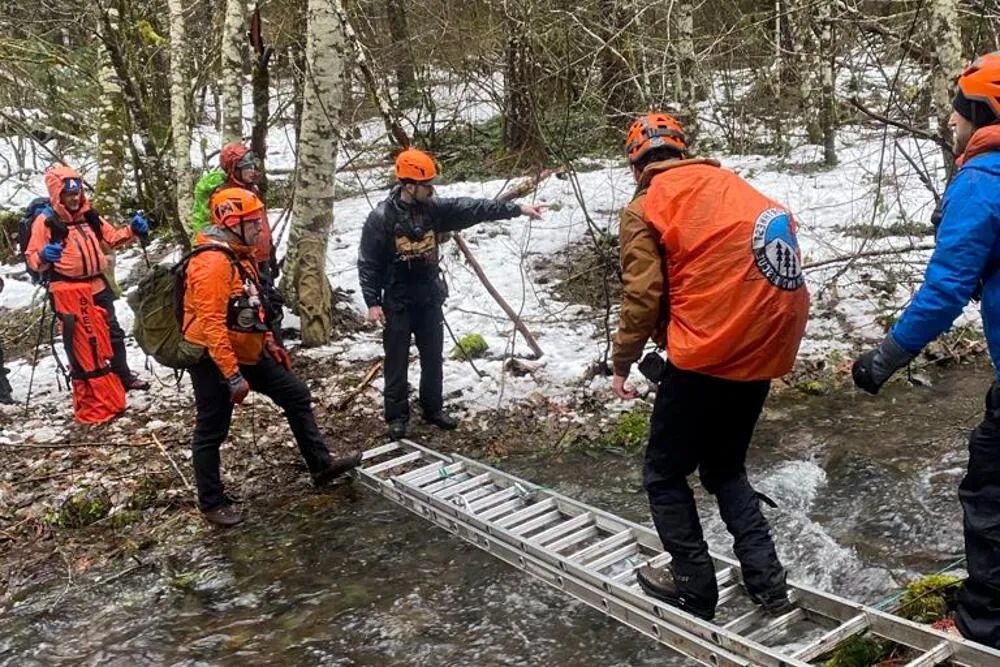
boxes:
[892,146,1000,376]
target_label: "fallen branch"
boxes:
[848,97,953,153]
[803,244,935,271]
[152,433,193,493]
[334,359,383,410]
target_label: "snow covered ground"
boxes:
[0,71,969,429]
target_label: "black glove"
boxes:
[852,335,916,395]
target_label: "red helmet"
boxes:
[220,143,253,175]
[624,113,687,164]
[957,53,1000,120]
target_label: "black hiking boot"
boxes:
[122,374,151,391]
[313,451,363,488]
[202,504,245,527]
[749,588,795,617]
[388,419,409,441]
[424,411,458,430]
[636,564,716,621]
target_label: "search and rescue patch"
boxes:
[751,207,804,291]
[394,229,437,263]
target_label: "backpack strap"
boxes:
[173,243,261,328]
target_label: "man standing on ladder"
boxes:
[358,148,544,441]
[853,53,1000,648]
[611,113,809,621]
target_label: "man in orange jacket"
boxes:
[612,113,809,621]
[183,187,361,526]
[25,165,150,391]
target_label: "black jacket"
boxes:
[358,185,522,307]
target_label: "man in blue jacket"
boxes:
[853,52,1000,647]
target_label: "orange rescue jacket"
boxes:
[182,231,269,378]
[617,159,809,381]
[25,166,136,293]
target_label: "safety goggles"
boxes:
[236,152,261,171]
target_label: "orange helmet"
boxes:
[395,148,439,183]
[209,187,266,228]
[624,113,687,164]
[955,53,1000,125]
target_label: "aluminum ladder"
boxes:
[354,439,1000,667]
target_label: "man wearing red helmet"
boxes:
[612,112,809,621]
[853,53,1000,647]
[358,148,543,440]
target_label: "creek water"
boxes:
[0,359,992,666]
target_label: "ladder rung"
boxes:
[467,487,518,513]
[509,510,564,537]
[531,513,592,546]
[716,567,737,586]
[433,473,493,501]
[362,451,424,475]
[495,499,559,529]
[724,608,764,634]
[422,472,472,496]
[902,641,952,667]
[587,542,639,572]
[361,442,402,461]
[792,614,868,662]
[396,460,447,483]
[478,497,525,522]
[567,529,632,564]
[746,608,806,645]
[409,462,465,488]
[718,584,742,605]
[547,525,599,553]
[459,484,501,504]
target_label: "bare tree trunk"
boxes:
[674,0,699,149]
[503,2,545,164]
[818,1,837,166]
[221,0,247,144]
[385,0,416,106]
[285,0,347,346]
[167,0,193,233]
[788,0,822,144]
[929,0,963,174]
[599,0,636,130]
[250,3,271,200]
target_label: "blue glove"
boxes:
[852,335,916,395]
[40,243,63,264]
[129,212,150,236]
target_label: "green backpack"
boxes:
[190,169,227,240]
[129,245,249,369]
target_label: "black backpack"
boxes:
[18,199,103,284]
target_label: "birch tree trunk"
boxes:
[928,0,963,174]
[94,4,126,296]
[674,0,699,150]
[221,0,247,144]
[284,0,347,346]
[788,0,822,144]
[168,0,193,233]
[817,1,837,166]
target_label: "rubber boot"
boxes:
[647,483,719,618]
[714,474,791,615]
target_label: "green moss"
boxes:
[129,477,160,511]
[111,510,142,529]
[896,574,961,624]
[795,379,827,396]
[44,489,111,528]
[451,333,489,360]
[824,635,887,667]
[168,571,201,591]
[601,410,650,452]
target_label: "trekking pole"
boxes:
[23,297,49,416]
[442,313,484,379]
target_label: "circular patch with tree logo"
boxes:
[751,207,804,291]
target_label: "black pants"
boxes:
[92,286,133,382]
[0,338,11,400]
[188,356,334,511]
[643,362,783,608]
[382,302,444,422]
[956,383,1000,647]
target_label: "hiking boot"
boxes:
[425,411,458,430]
[313,451,363,488]
[636,564,715,621]
[749,588,795,617]
[0,368,13,404]
[388,419,409,441]
[202,504,245,527]
[122,375,150,391]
